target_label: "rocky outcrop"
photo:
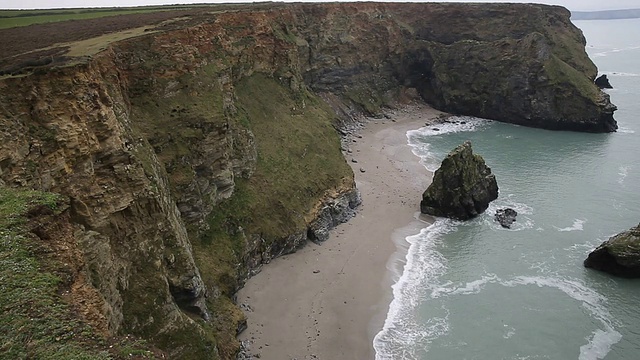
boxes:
[421,141,498,220]
[0,2,615,358]
[595,74,613,89]
[584,224,640,278]
[495,208,518,229]
[308,188,361,243]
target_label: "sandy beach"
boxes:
[237,103,443,359]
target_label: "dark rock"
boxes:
[307,189,361,243]
[495,208,518,228]
[595,74,613,89]
[412,30,617,132]
[584,224,640,278]
[432,128,440,131]
[421,141,498,220]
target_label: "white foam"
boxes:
[618,166,629,184]
[502,276,622,360]
[431,274,498,298]
[484,196,535,231]
[579,329,623,360]
[406,116,490,172]
[503,325,516,339]
[617,127,636,134]
[555,219,586,232]
[604,71,640,77]
[590,45,640,58]
[373,220,456,360]
[418,274,621,359]
[407,116,490,138]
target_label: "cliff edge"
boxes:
[0,2,615,359]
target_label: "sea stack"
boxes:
[584,224,640,278]
[595,74,614,89]
[420,141,498,220]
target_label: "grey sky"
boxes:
[0,0,638,11]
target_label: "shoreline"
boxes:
[236,103,443,359]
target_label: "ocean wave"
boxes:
[408,116,490,138]
[503,276,622,360]
[590,45,640,58]
[373,220,455,360]
[554,219,586,232]
[603,71,640,77]
[484,196,535,231]
[408,274,621,359]
[430,273,498,298]
[617,127,636,134]
[406,116,490,172]
[618,166,629,184]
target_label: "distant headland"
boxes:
[572,9,640,20]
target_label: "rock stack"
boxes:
[584,224,640,278]
[421,141,498,220]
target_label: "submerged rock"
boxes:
[584,224,640,278]
[495,208,518,228]
[420,141,498,220]
[595,74,613,89]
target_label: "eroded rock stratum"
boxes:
[0,2,615,358]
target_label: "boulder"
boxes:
[595,74,613,89]
[420,141,498,220]
[495,208,518,228]
[584,224,640,278]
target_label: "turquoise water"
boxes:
[374,19,640,360]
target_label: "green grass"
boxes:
[195,72,351,290]
[232,74,352,240]
[0,8,171,29]
[0,188,105,359]
[544,54,600,100]
[0,187,158,359]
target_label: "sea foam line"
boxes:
[373,220,456,360]
[406,116,490,172]
[431,275,622,360]
[554,218,586,232]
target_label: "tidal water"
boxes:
[374,19,640,360]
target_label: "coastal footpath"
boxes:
[0,3,614,358]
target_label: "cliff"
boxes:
[0,2,615,358]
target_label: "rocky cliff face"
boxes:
[0,2,613,358]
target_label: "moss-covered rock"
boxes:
[421,141,498,220]
[584,224,640,278]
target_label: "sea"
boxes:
[373,19,640,360]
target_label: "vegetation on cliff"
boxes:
[0,188,160,359]
[0,2,617,359]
